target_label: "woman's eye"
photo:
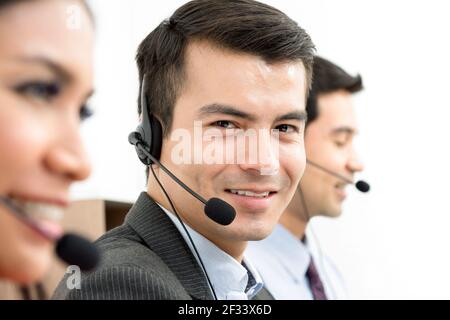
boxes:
[213,120,236,129]
[15,81,61,101]
[276,124,299,133]
[79,104,93,122]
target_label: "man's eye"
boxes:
[213,120,236,129]
[334,140,347,147]
[15,81,61,101]
[79,104,93,122]
[276,124,299,133]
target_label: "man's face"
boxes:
[300,90,364,218]
[155,41,307,246]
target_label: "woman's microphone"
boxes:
[0,196,99,271]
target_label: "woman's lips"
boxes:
[9,193,69,208]
[7,196,65,240]
[31,218,64,240]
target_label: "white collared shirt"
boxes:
[158,204,264,300]
[246,224,348,300]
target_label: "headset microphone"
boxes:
[306,159,370,193]
[0,196,99,271]
[128,132,236,226]
[355,180,370,193]
[129,73,242,300]
[129,73,236,226]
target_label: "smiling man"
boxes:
[247,56,365,300]
[53,0,315,300]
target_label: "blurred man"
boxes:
[53,0,315,300]
[247,56,365,300]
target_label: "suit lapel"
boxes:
[125,192,213,300]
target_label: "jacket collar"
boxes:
[125,192,213,300]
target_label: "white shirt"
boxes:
[246,224,348,300]
[158,204,264,300]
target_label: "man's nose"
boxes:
[237,130,280,176]
[346,150,364,174]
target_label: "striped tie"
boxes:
[306,258,328,300]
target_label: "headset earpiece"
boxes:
[133,73,163,165]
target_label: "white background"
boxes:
[75,0,450,299]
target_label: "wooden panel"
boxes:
[105,200,132,231]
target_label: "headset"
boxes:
[128,74,236,226]
[128,73,241,300]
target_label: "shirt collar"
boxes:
[252,223,311,282]
[158,204,263,300]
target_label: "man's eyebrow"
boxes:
[275,111,307,123]
[84,89,95,100]
[197,103,257,121]
[331,126,357,135]
[16,55,72,82]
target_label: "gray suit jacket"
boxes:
[52,192,273,300]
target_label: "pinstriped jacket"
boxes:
[52,192,273,300]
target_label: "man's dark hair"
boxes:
[306,56,363,126]
[136,0,315,138]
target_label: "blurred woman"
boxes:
[0,0,94,290]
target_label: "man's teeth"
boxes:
[229,190,270,198]
[15,200,64,222]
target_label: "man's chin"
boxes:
[237,231,271,242]
[234,218,276,241]
[322,206,343,218]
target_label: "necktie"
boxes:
[306,257,328,300]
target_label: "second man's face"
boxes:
[157,40,308,247]
[301,90,364,218]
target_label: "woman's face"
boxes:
[0,0,94,284]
